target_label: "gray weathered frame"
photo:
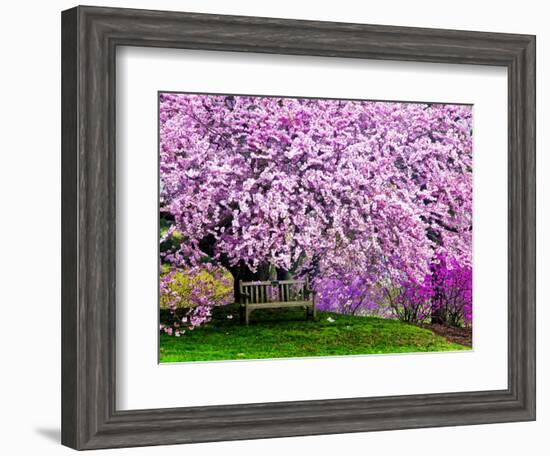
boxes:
[61,5,536,450]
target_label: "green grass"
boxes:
[159,304,470,363]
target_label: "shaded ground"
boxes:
[418,323,472,347]
[159,303,470,363]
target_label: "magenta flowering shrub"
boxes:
[315,274,386,316]
[385,253,472,326]
[386,276,434,323]
[159,92,473,332]
[427,253,473,326]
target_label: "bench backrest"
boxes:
[239,279,311,304]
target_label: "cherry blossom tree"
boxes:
[159,93,472,305]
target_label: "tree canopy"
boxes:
[160,93,472,296]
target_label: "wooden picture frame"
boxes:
[61,5,536,450]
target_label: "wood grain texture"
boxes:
[61,7,79,449]
[61,5,536,450]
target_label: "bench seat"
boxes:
[239,280,316,325]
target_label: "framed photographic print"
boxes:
[157,92,475,361]
[61,5,536,450]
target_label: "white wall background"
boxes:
[0,1,546,455]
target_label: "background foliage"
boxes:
[159,94,473,336]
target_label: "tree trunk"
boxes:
[228,261,271,304]
[431,306,445,324]
[197,234,271,304]
[276,268,292,281]
[431,287,445,324]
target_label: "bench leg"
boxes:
[239,305,245,324]
[245,308,251,326]
[306,304,316,320]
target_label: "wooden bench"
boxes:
[239,279,316,325]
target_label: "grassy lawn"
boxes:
[159,304,470,363]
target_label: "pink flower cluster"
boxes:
[159,93,473,330]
